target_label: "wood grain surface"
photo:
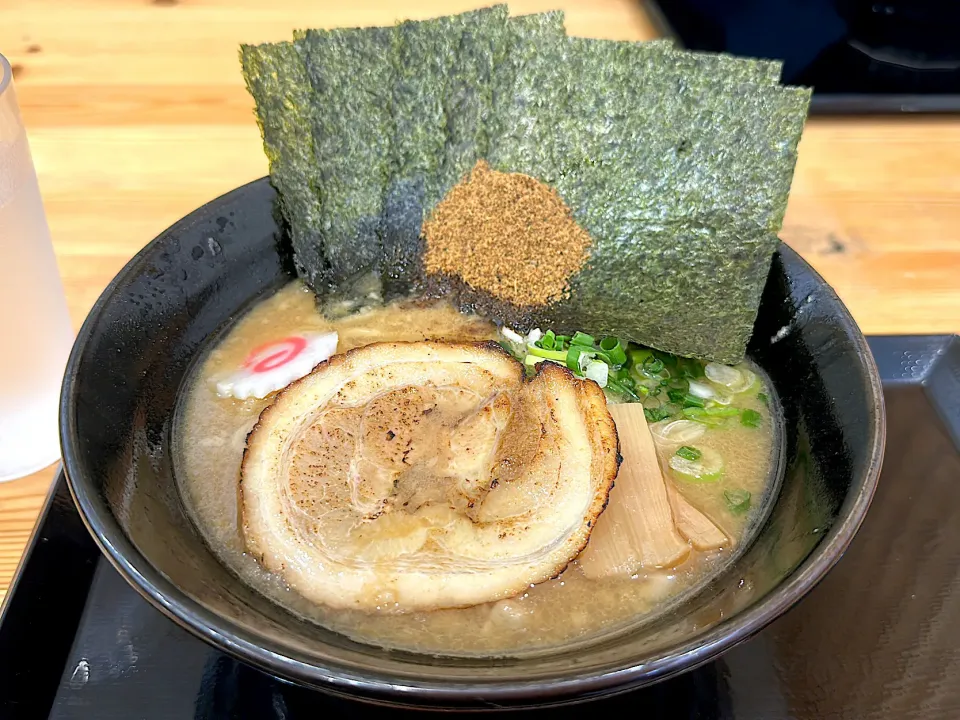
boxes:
[0,0,958,602]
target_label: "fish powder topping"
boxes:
[422,161,592,308]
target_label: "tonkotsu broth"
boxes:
[175,282,779,657]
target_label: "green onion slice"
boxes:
[724,488,752,514]
[649,419,706,444]
[705,363,757,394]
[528,345,567,363]
[644,405,673,423]
[682,407,733,425]
[565,346,592,372]
[669,447,723,483]
[497,340,517,357]
[668,389,707,409]
[642,355,665,375]
[599,337,627,365]
[584,359,609,388]
[628,348,652,367]
[675,445,702,461]
[606,378,641,401]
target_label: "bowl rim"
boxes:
[59,177,886,707]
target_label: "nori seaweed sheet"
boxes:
[384,17,452,240]
[381,7,510,292]
[666,48,782,85]
[241,9,810,363]
[487,11,568,183]
[438,6,509,194]
[295,26,395,288]
[548,39,806,364]
[564,40,781,87]
[464,35,809,363]
[287,8,513,293]
[240,42,327,288]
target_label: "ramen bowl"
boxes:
[60,179,884,710]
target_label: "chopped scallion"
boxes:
[741,409,763,427]
[682,407,728,425]
[667,389,706,408]
[757,392,768,405]
[653,350,679,371]
[584,359,609,388]
[571,331,595,347]
[599,337,627,365]
[527,345,567,362]
[669,446,723,482]
[675,445,702,461]
[678,358,706,381]
[497,340,516,356]
[606,378,641,401]
[724,488,752,514]
[590,348,614,365]
[644,406,673,423]
[628,348,652,367]
[642,356,665,375]
[501,327,524,345]
[539,329,556,350]
[686,379,716,400]
[566,345,594,372]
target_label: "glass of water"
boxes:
[0,52,74,481]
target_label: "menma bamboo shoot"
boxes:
[578,403,690,579]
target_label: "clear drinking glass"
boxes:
[0,52,74,481]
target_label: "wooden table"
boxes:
[1,0,958,603]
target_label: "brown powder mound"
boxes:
[422,161,592,308]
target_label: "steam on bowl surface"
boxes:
[59,178,884,710]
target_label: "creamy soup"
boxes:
[175,282,780,657]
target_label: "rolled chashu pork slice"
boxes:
[241,341,618,612]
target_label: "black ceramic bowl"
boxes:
[60,179,884,710]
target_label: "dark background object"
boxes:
[52,177,883,709]
[644,0,960,113]
[2,336,955,719]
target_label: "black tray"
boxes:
[1,335,958,719]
